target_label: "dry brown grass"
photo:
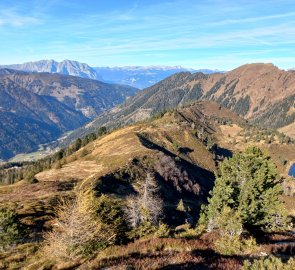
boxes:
[0,181,60,203]
[80,237,243,270]
[265,144,295,175]
[36,160,103,182]
[215,123,295,175]
[279,122,295,139]
[0,243,38,270]
[198,100,242,123]
[91,125,153,170]
[34,125,154,186]
[219,124,243,140]
[283,195,295,216]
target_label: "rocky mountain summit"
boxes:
[0,60,102,80]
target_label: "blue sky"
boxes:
[0,0,295,70]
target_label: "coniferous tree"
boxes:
[97,126,107,136]
[199,147,289,232]
[176,199,186,212]
[0,209,27,250]
[73,138,82,152]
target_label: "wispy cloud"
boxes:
[0,9,41,27]
[208,11,295,26]
[52,23,295,54]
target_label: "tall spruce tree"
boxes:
[199,146,289,232]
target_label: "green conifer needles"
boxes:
[199,147,289,233]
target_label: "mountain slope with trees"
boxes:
[0,101,294,269]
[0,69,138,159]
[63,63,295,146]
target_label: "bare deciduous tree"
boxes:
[124,195,141,229]
[124,172,163,228]
[141,172,163,224]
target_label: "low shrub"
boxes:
[128,221,158,239]
[175,223,198,239]
[242,256,295,270]
[154,223,170,238]
[0,209,27,250]
[215,234,257,256]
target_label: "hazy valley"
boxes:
[0,69,138,160]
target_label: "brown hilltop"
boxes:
[213,63,294,118]
[198,63,294,118]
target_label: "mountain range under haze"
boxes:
[93,65,222,88]
[0,60,101,80]
[1,60,222,89]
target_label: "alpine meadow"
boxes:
[0,1,295,269]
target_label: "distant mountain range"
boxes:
[93,66,221,89]
[1,60,222,89]
[0,69,138,159]
[62,63,295,146]
[0,60,102,80]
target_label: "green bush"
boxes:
[242,256,295,270]
[215,234,256,255]
[0,209,26,250]
[154,223,170,238]
[97,126,107,136]
[175,223,198,239]
[128,221,158,239]
[95,194,128,244]
[205,207,256,255]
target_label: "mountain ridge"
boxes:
[0,59,102,80]
[60,63,295,146]
[1,59,223,88]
